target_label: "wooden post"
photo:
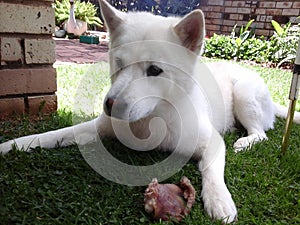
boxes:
[281,37,300,156]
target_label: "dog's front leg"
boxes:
[199,128,237,223]
[0,114,114,154]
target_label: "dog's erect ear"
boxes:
[99,0,124,33]
[173,10,205,54]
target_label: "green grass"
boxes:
[56,62,110,116]
[0,61,299,225]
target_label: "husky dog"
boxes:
[1,0,300,223]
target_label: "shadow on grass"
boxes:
[0,112,299,225]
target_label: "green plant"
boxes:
[204,32,271,63]
[237,38,272,62]
[270,20,300,67]
[271,20,291,38]
[54,0,102,28]
[204,34,236,60]
[231,19,256,61]
[204,19,300,67]
[234,19,255,46]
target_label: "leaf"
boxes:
[277,55,296,68]
[236,38,242,47]
[240,25,244,36]
[231,24,238,38]
[240,31,250,42]
[284,21,292,33]
[271,20,284,36]
[244,19,255,32]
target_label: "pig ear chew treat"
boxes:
[144,176,196,222]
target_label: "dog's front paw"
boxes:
[0,140,15,155]
[202,187,237,224]
[233,136,252,152]
[234,134,267,152]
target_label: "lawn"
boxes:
[0,61,299,225]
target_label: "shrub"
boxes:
[204,35,272,63]
[204,20,300,66]
[54,0,102,28]
[204,34,237,60]
[270,22,300,66]
[238,38,272,62]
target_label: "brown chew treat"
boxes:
[144,176,196,222]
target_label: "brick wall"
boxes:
[200,0,300,37]
[0,0,57,118]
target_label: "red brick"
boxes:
[221,26,230,32]
[266,16,273,22]
[259,2,276,8]
[221,26,231,35]
[265,23,274,29]
[207,0,224,6]
[294,2,300,8]
[257,15,267,22]
[282,9,300,16]
[28,95,57,115]
[0,97,25,117]
[253,22,264,29]
[205,24,221,31]
[0,2,55,34]
[266,9,282,15]
[225,7,238,13]
[24,39,56,64]
[232,1,245,7]
[230,14,239,20]
[276,2,293,8]
[206,12,223,19]
[206,18,223,25]
[223,20,236,26]
[0,37,23,64]
[224,1,232,7]
[255,29,270,37]
[255,8,266,14]
[236,21,245,27]
[201,6,223,12]
[238,8,251,14]
[0,67,56,96]
[212,18,224,25]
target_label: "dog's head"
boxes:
[99,0,205,122]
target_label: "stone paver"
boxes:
[55,38,109,64]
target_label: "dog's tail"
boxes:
[274,103,300,124]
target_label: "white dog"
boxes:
[1,0,300,223]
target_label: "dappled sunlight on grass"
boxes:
[55,62,110,117]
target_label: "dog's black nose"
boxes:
[105,97,115,116]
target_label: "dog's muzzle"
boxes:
[104,97,128,119]
[104,97,115,117]
[104,97,114,116]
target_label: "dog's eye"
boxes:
[147,65,163,77]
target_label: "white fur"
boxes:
[1,0,300,223]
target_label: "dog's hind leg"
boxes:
[232,77,275,152]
